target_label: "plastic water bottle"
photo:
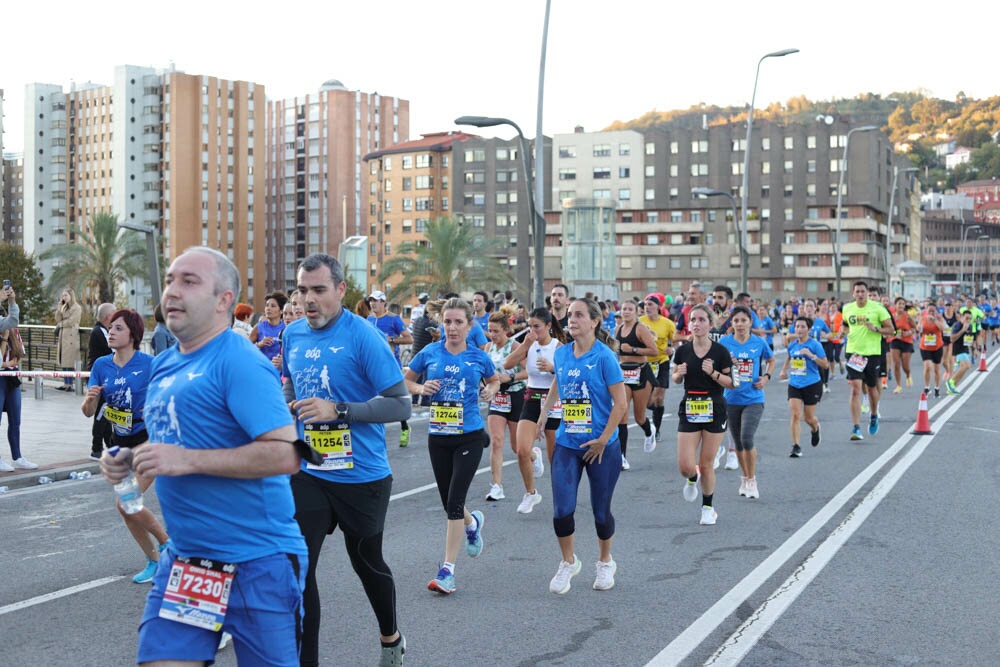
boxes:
[69,471,92,480]
[108,446,144,514]
[0,486,9,493]
[37,476,53,485]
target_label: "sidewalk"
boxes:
[0,379,101,490]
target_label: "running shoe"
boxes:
[0,458,13,472]
[746,478,759,499]
[549,555,582,594]
[869,414,879,435]
[219,632,233,650]
[881,377,888,389]
[851,425,864,441]
[946,379,960,395]
[699,505,718,525]
[12,457,38,470]
[89,452,102,462]
[839,362,845,375]
[713,444,725,470]
[486,483,505,501]
[655,427,662,442]
[893,386,903,394]
[811,423,821,447]
[725,450,740,470]
[621,456,630,471]
[682,470,700,502]
[934,386,940,398]
[399,427,410,448]
[790,444,802,458]
[133,558,157,584]
[823,384,830,393]
[532,446,544,478]
[517,491,542,514]
[643,431,656,453]
[861,400,870,413]
[465,511,484,558]
[379,635,406,667]
[593,559,617,591]
[428,567,456,595]
[906,376,913,387]
[739,477,748,497]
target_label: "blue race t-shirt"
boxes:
[145,329,305,563]
[474,313,490,331]
[809,317,831,343]
[368,313,406,364]
[439,320,489,349]
[256,319,285,361]
[88,351,154,437]
[282,311,403,483]
[408,341,495,435]
[552,341,624,450]
[758,316,776,347]
[786,338,826,388]
[718,334,773,406]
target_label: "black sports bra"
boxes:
[616,322,643,352]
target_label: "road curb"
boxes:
[0,460,102,492]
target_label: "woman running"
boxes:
[779,315,829,458]
[484,308,527,501]
[826,301,845,376]
[537,298,627,594]
[718,306,774,499]
[82,309,167,583]
[672,304,733,526]
[404,298,501,595]
[890,297,917,393]
[918,302,947,397]
[503,308,567,514]
[249,291,287,364]
[614,300,658,469]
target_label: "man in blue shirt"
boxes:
[368,290,414,446]
[472,291,491,330]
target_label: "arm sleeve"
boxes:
[0,302,19,331]
[344,379,412,423]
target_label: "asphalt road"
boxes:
[3,348,999,666]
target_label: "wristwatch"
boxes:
[336,402,349,421]
[762,373,771,379]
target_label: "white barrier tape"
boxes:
[0,370,90,378]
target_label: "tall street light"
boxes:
[455,116,535,300]
[804,221,839,299]
[960,224,982,295]
[692,187,741,286]
[117,220,161,310]
[833,124,879,299]
[886,165,919,295]
[973,234,989,294]
[534,0,552,309]
[738,47,799,295]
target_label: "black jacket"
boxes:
[87,324,111,371]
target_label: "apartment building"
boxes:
[2,152,24,245]
[265,81,407,294]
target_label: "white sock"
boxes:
[443,561,455,574]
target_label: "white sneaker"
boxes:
[593,559,617,591]
[621,456,630,471]
[713,444,725,469]
[724,450,740,470]
[0,458,13,472]
[486,483,505,501]
[682,471,700,502]
[517,491,542,514]
[549,555,582,594]
[643,431,656,453]
[218,631,233,650]
[739,476,748,497]
[746,478,760,499]
[12,457,38,470]
[531,447,545,478]
[700,505,718,525]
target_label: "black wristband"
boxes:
[763,373,771,379]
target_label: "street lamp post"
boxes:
[960,224,982,295]
[455,115,537,302]
[804,221,839,299]
[117,220,161,310]
[973,234,989,295]
[535,0,552,310]
[833,124,879,299]
[738,48,799,295]
[692,187,740,285]
[886,165,919,296]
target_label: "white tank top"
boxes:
[526,338,559,389]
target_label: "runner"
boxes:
[672,304,733,526]
[369,291,414,447]
[718,306,774,498]
[756,304,777,352]
[283,254,409,667]
[472,291,491,331]
[503,307,567,513]
[536,298,627,594]
[639,294,676,442]
[550,283,571,332]
[946,309,975,395]
[484,308,527,501]
[918,302,947,397]
[249,291,287,367]
[778,315,828,458]
[404,298,502,595]
[941,300,958,382]
[614,300,658,469]
[841,281,894,440]
[889,296,917,394]
[825,301,845,376]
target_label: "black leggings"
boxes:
[821,341,834,385]
[428,430,487,520]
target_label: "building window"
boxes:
[620,257,633,270]
[559,190,576,200]
[496,192,508,204]
[671,212,683,222]
[593,167,611,179]
[401,155,412,169]
[761,208,770,221]
[669,141,678,154]
[784,184,793,197]
[496,148,509,160]
[645,257,657,269]
[402,198,413,211]
[647,142,657,155]
[761,162,770,175]
[415,175,433,189]
[807,135,817,149]
[762,137,771,151]
[618,188,631,201]
[559,146,576,158]
[416,154,433,168]
[785,208,794,221]
[762,185,770,198]
[384,157,392,170]
[646,165,656,177]
[784,137,794,150]
[670,258,681,269]
[593,189,611,199]
[669,187,678,199]
[619,166,631,178]
[593,144,611,157]
[783,160,793,174]
[784,255,794,268]
[647,234,659,245]
[619,143,631,156]
[559,168,576,180]
[402,177,412,190]
[645,188,655,201]
[807,159,816,173]
[669,164,679,177]
[830,158,842,172]
[465,171,485,184]
[496,214,509,227]
[691,140,708,153]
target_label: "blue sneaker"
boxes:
[850,425,864,441]
[465,510,484,558]
[133,558,157,584]
[868,414,879,435]
[428,567,456,595]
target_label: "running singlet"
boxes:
[842,301,891,356]
[919,314,944,351]
[488,338,525,393]
[89,352,154,438]
[368,313,406,364]
[786,338,825,388]
[892,309,915,343]
[282,312,403,483]
[256,319,285,361]
[952,322,972,356]
[526,339,559,390]
[408,341,495,435]
[639,314,674,364]
[718,334,772,405]
[145,330,305,563]
[552,341,623,450]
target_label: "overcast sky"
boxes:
[3,0,998,153]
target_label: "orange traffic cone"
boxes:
[977,350,988,372]
[911,391,934,435]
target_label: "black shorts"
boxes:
[787,381,823,406]
[650,359,671,389]
[890,340,914,353]
[677,394,727,434]
[519,389,561,430]
[621,363,655,392]
[845,353,881,388]
[488,388,525,422]
[291,471,391,538]
[112,429,149,448]
[920,348,943,365]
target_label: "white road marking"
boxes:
[0,576,126,617]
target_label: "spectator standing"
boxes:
[0,328,36,471]
[55,288,82,390]
[86,303,115,460]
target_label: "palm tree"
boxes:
[377,216,516,302]
[39,212,147,304]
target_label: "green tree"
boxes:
[376,217,515,303]
[0,243,48,323]
[39,212,146,305]
[342,274,366,313]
